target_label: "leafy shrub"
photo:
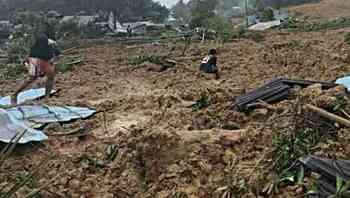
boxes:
[345,32,350,45]
[57,19,81,39]
[205,16,234,41]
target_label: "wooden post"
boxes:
[245,0,249,27]
[182,35,191,56]
[305,104,350,128]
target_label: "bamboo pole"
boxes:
[305,104,350,127]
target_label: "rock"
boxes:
[69,179,81,190]
[296,187,304,194]
[142,61,164,72]
[102,193,114,198]
[301,83,323,102]
[251,108,268,119]
[330,53,342,61]
[221,121,240,130]
[343,54,350,63]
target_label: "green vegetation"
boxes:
[189,0,218,29]
[345,32,350,45]
[192,94,211,111]
[0,0,169,23]
[281,17,350,32]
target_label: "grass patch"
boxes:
[267,99,339,195]
[128,55,166,66]
[281,17,350,32]
[191,95,211,111]
[345,32,350,45]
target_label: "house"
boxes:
[0,21,12,30]
[123,22,147,35]
[107,12,127,33]
[123,21,165,35]
[106,12,165,35]
[0,21,13,38]
[47,10,62,18]
[60,15,97,26]
[247,9,289,25]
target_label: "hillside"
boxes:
[289,0,350,20]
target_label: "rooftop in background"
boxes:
[155,0,189,8]
[60,15,97,26]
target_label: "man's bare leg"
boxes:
[11,76,36,105]
[44,72,55,99]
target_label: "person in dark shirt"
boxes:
[127,25,132,37]
[29,33,60,60]
[11,33,61,105]
[199,48,220,79]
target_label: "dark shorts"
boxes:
[200,63,218,73]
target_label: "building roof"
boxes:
[123,21,165,29]
[61,15,96,26]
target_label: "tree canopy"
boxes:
[170,0,320,27]
[0,0,169,23]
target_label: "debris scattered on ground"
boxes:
[299,156,350,197]
[0,109,47,143]
[233,78,336,111]
[0,88,57,106]
[305,104,350,128]
[3,2,350,195]
[57,55,85,72]
[249,20,282,31]
[7,105,96,128]
[0,89,96,143]
[130,55,177,72]
[336,76,350,91]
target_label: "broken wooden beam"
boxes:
[305,104,350,128]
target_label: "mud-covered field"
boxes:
[2,2,350,196]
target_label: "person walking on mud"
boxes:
[199,48,220,79]
[11,33,61,105]
[127,25,132,37]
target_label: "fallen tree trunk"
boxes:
[305,104,350,127]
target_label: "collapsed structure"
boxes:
[233,78,336,111]
[0,88,96,143]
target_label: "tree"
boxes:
[189,0,219,28]
[172,0,191,24]
[0,0,169,22]
[146,2,170,23]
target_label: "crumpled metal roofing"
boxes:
[0,88,96,144]
[336,76,350,91]
[7,105,96,128]
[299,156,350,197]
[248,20,281,31]
[0,109,48,144]
[0,88,56,106]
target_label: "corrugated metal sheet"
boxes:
[336,76,350,91]
[248,20,281,31]
[0,109,48,144]
[299,156,350,197]
[7,105,96,127]
[233,78,336,111]
[0,88,96,144]
[0,88,56,106]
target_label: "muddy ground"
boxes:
[2,14,350,198]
